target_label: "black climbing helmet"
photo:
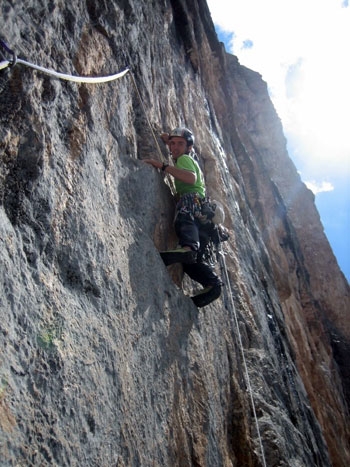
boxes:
[169,127,194,147]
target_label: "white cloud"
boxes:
[207,0,350,182]
[304,180,334,195]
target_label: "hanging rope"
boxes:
[129,70,164,161]
[0,38,129,83]
[12,58,129,83]
[128,70,176,195]
[218,244,267,467]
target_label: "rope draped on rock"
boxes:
[0,38,129,83]
[5,57,129,83]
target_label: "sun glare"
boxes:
[214,0,350,180]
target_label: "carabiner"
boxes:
[0,38,17,67]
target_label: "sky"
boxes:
[207,0,350,282]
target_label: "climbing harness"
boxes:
[175,193,203,219]
[175,195,224,225]
[0,38,129,83]
[173,194,229,265]
[217,244,267,467]
[200,223,229,266]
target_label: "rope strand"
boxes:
[0,57,129,83]
[218,245,267,467]
[128,70,176,195]
[129,70,164,161]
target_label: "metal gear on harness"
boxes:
[198,222,230,267]
[200,199,225,225]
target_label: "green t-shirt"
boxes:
[175,154,206,198]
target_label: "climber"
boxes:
[144,127,223,307]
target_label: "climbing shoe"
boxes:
[191,284,222,308]
[160,247,197,266]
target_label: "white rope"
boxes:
[218,246,267,467]
[1,58,129,83]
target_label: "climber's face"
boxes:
[169,136,191,159]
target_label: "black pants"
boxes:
[175,212,200,251]
[183,262,221,287]
[175,212,222,287]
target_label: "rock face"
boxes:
[0,1,349,466]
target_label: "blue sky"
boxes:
[207,0,350,282]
